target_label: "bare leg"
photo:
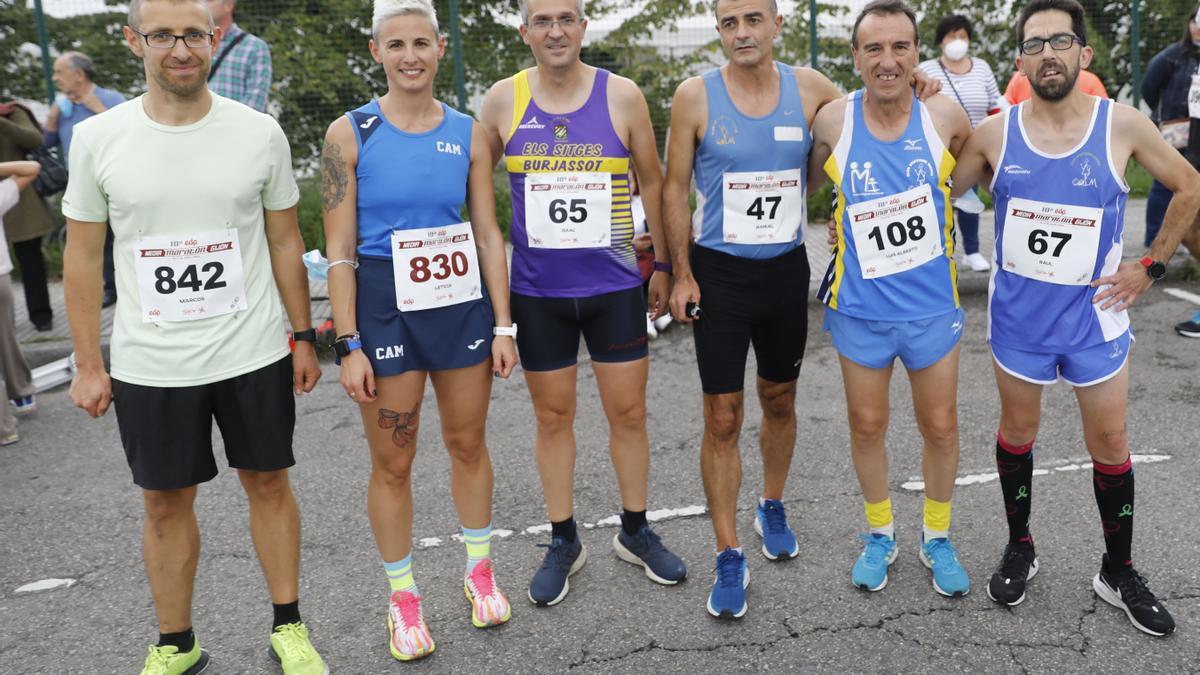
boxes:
[701,391,744,550]
[430,359,494,529]
[143,486,200,633]
[524,367,579,522]
[756,377,797,501]
[907,345,961,503]
[839,356,894,504]
[360,370,427,562]
[237,468,301,604]
[593,358,650,512]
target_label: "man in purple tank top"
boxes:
[952,0,1200,638]
[479,0,686,608]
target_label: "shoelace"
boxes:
[468,559,497,597]
[997,545,1032,580]
[760,501,789,534]
[392,592,425,629]
[630,526,665,555]
[273,623,312,661]
[714,551,743,589]
[143,646,176,674]
[858,534,892,565]
[925,538,958,568]
[1113,569,1159,611]
[536,539,573,570]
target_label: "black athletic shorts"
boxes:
[510,286,648,371]
[690,243,810,395]
[112,355,297,490]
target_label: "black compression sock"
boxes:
[621,509,647,535]
[157,628,195,652]
[272,600,301,630]
[1093,457,1135,571]
[551,516,577,542]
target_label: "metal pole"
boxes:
[447,0,469,112]
[33,0,56,107]
[1131,0,1141,108]
[809,0,818,69]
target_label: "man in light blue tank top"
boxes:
[808,0,973,600]
[952,0,1200,638]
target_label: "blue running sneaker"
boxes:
[613,524,687,585]
[852,533,898,591]
[528,536,587,607]
[706,548,748,619]
[754,499,799,560]
[920,537,970,597]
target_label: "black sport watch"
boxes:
[291,328,317,343]
[333,332,362,358]
[1140,256,1166,281]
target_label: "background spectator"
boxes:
[919,14,1004,273]
[46,51,125,308]
[0,159,41,440]
[206,0,273,112]
[0,102,56,331]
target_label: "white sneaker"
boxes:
[653,314,673,332]
[963,252,990,272]
[646,314,658,339]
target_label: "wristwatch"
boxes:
[653,260,673,274]
[1139,256,1166,281]
[493,323,518,338]
[334,332,362,358]
[291,328,317,343]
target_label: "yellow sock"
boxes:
[923,497,952,541]
[864,498,894,538]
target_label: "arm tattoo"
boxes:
[321,142,348,212]
[378,408,419,448]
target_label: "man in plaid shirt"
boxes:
[206,0,271,112]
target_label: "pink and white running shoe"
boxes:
[464,559,512,628]
[387,590,435,661]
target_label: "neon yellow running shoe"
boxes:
[465,559,512,628]
[269,622,328,675]
[139,640,209,675]
[387,590,435,661]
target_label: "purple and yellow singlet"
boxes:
[503,68,641,298]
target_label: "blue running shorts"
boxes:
[991,330,1131,387]
[347,257,495,376]
[824,307,964,371]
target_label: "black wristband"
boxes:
[291,328,317,343]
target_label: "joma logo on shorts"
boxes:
[376,345,405,360]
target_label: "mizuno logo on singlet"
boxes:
[903,139,923,151]
[518,116,545,130]
[360,116,379,130]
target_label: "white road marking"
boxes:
[1163,288,1200,306]
[15,578,76,593]
[901,453,1171,491]
[415,505,710,550]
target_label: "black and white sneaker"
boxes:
[1175,312,1200,338]
[986,542,1038,606]
[1092,554,1175,637]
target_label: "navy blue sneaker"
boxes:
[706,548,748,619]
[528,536,586,607]
[10,395,35,417]
[754,499,799,560]
[613,524,687,585]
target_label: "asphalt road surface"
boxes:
[2,281,1199,673]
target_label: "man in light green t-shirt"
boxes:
[61,1,327,673]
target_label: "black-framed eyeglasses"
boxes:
[132,28,214,50]
[1020,33,1082,56]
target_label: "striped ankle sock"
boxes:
[463,524,492,573]
[384,554,417,594]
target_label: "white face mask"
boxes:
[942,39,969,61]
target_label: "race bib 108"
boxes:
[847,183,943,279]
